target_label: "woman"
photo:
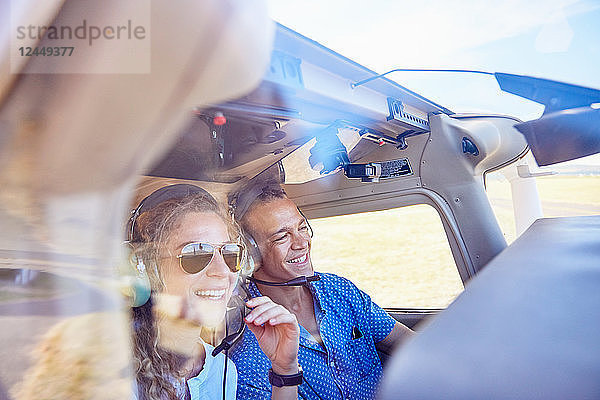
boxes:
[129,184,299,400]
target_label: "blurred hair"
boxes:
[11,312,132,400]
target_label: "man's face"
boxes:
[244,197,313,281]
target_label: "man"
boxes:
[229,182,413,399]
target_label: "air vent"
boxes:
[386,98,430,132]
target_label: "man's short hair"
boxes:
[228,180,287,225]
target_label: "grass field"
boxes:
[309,176,600,309]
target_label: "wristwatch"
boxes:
[268,365,303,387]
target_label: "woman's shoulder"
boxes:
[186,341,237,400]
[196,341,237,378]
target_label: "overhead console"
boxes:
[146,102,321,183]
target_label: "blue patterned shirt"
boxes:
[230,272,396,399]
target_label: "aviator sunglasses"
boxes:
[176,242,243,274]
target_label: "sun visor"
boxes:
[495,73,600,166]
[514,106,600,166]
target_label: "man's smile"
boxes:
[286,253,309,266]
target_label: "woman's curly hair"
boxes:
[130,191,242,400]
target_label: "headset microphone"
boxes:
[248,275,320,287]
[212,330,240,357]
[212,275,320,355]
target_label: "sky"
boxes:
[267,0,600,165]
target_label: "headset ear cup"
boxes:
[244,255,255,276]
[238,246,254,276]
[120,244,151,307]
[246,235,261,270]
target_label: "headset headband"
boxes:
[128,184,216,242]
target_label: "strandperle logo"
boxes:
[15,19,147,46]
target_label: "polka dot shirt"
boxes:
[230,272,396,399]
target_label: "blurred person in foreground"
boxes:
[228,182,414,400]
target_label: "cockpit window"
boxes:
[310,205,464,308]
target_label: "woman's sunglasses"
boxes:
[177,242,243,274]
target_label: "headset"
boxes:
[120,241,152,307]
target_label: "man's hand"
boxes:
[244,296,300,374]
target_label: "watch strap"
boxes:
[268,366,303,387]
